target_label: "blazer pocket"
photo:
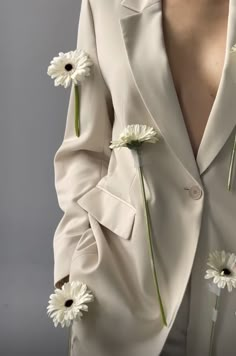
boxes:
[74,225,97,255]
[76,185,136,240]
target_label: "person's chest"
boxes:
[162,0,229,158]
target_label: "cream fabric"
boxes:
[53,0,236,354]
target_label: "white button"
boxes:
[189,185,202,200]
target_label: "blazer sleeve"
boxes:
[52,0,114,288]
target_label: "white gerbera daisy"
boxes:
[204,250,236,292]
[47,280,95,327]
[109,124,160,150]
[109,123,167,326]
[47,49,93,88]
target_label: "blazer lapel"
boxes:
[119,0,236,181]
[196,0,236,175]
[119,0,201,185]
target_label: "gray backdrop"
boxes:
[1,0,82,354]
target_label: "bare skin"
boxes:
[55,274,69,289]
[162,0,229,158]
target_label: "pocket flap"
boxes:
[76,186,136,240]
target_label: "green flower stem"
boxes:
[136,148,167,327]
[68,322,72,356]
[208,293,221,356]
[74,84,80,137]
[227,131,236,191]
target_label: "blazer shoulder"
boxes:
[89,0,119,11]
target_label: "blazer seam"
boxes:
[88,0,112,178]
[88,0,114,116]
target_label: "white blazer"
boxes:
[53,0,236,354]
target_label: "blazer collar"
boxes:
[120,0,159,12]
[119,0,236,184]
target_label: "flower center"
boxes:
[220,268,231,276]
[65,63,73,72]
[126,141,143,149]
[64,299,74,308]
